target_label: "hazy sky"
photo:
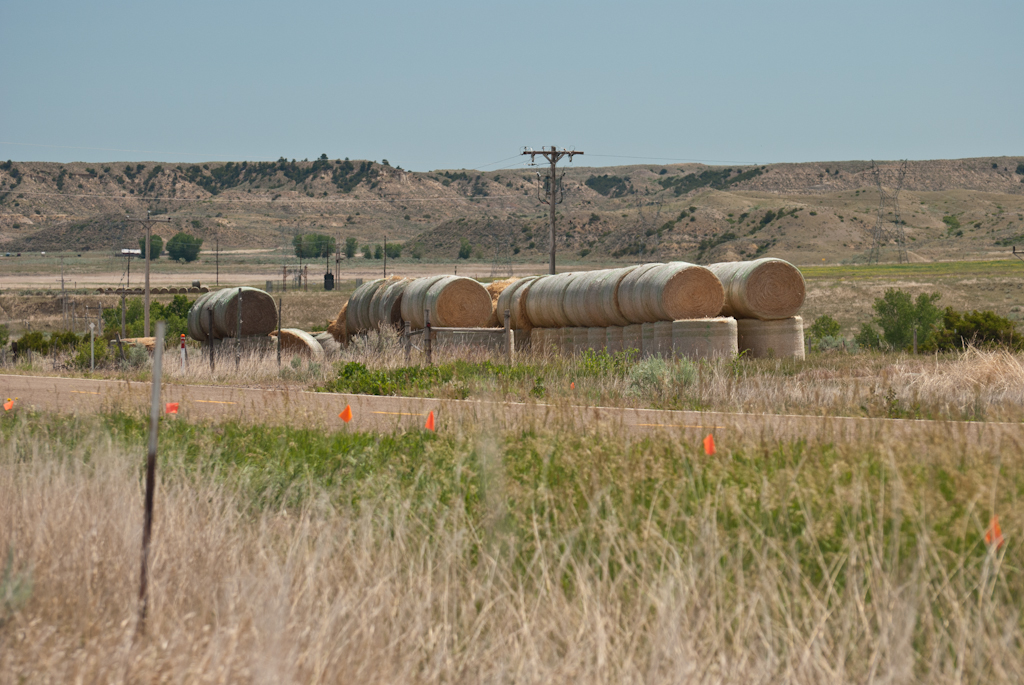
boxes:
[1,0,1021,172]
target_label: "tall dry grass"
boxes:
[1,411,1022,683]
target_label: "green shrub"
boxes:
[627,357,696,403]
[138,235,163,259]
[166,232,203,262]
[858,289,942,351]
[373,245,383,260]
[458,239,472,260]
[0,324,9,349]
[345,237,358,259]
[923,308,1022,352]
[119,344,149,369]
[942,215,961,234]
[72,336,111,370]
[1016,162,1024,175]
[854,323,882,350]
[385,243,402,259]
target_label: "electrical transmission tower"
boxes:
[868,160,909,265]
[522,146,583,274]
[489,219,514,278]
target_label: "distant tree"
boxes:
[1016,162,1024,175]
[860,288,942,351]
[410,243,424,260]
[292,233,336,259]
[385,242,402,259]
[458,238,472,260]
[345,236,358,259]
[165,232,203,262]
[374,244,383,260]
[362,245,372,260]
[138,235,163,259]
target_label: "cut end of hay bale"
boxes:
[430,276,492,328]
[657,263,725,320]
[485,277,519,327]
[711,258,805,320]
[736,316,805,359]
[271,328,325,359]
[327,301,349,344]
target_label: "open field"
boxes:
[2,404,1021,683]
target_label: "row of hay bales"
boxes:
[532,316,805,360]
[324,258,806,359]
[96,286,210,295]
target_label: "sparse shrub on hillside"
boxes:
[1016,162,1024,175]
[942,215,961,234]
[166,232,203,262]
[458,239,472,260]
[585,175,630,197]
[410,243,424,260]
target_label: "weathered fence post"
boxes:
[424,309,432,366]
[137,320,166,636]
[404,321,412,365]
[277,297,282,370]
[208,307,215,374]
[504,308,513,364]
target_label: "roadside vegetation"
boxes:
[2,404,1021,682]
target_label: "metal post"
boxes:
[89,323,95,372]
[913,325,918,355]
[208,307,215,374]
[144,219,151,337]
[121,293,126,339]
[137,319,165,635]
[235,291,242,372]
[404,320,411,364]
[424,309,432,366]
[277,297,282,369]
[180,334,187,371]
[383,235,387,279]
[504,308,512,364]
[215,238,219,286]
[98,303,103,336]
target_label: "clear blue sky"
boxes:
[1,0,1021,172]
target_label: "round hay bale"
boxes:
[616,263,664,323]
[327,301,349,345]
[314,331,341,356]
[736,316,805,359]
[372,277,412,331]
[496,276,540,331]
[186,290,219,341]
[400,275,448,329]
[587,327,606,353]
[195,287,278,339]
[708,258,805,320]
[672,317,738,360]
[272,328,325,360]
[199,286,210,293]
[561,266,638,327]
[622,323,644,355]
[524,272,581,328]
[605,326,624,354]
[420,276,491,328]
[484,277,519,328]
[621,262,724,323]
[642,322,672,357]
[345,278,385,334]
[186,287,198,293]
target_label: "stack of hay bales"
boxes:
[708,258,806,359]
[187,287,278,342]
[495,276,539,331]
[484,277,518,327]
[672,317,739,359]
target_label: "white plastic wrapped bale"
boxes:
[314,331,342,356]
[346,278,385,334]
[708,258,806,321]
[370,277,411,331]
[272,328,325,360]
[736,316,805,359]
[606,326,624,354]
[187,287,278,341]
[672,318,738,360]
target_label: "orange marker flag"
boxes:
[570,382,575,390]
[986,515,1005,549]
[165,402,179,415]
[703,433,716,456]
[3,398,13,412]
[425,410,435,432]
[339,404,353,422]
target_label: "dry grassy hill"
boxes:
[2,156,1023,265]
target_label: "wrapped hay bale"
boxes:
[524,272,582,329]
[327,301,348,344]
[186,290,219,341]
[622,323,644,355]
[642,322,672,357]
[606,326,624,354]
[272,328,325,360]
[484,277,519,328]
[587,327,607,353]
[619,262,724,323]
[369,276,410,330]
[496,276,540,331]
[346,278,385,334]
[199,286,210,293]
[207,287,277,339]
[736,316,805,359]
[402,275,491,329]
[672,317,738,360]
[314,331,342,356]
[708,258,805,320]
[564,266,638,328]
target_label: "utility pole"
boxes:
[215,237,219,286]
[383,235,387,279]
[521,146,583,274]
[127,211,172,338]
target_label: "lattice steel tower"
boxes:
[868,160,909,264]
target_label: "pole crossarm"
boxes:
[521,146,584,275]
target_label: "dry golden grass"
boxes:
[1,410,1022,683]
